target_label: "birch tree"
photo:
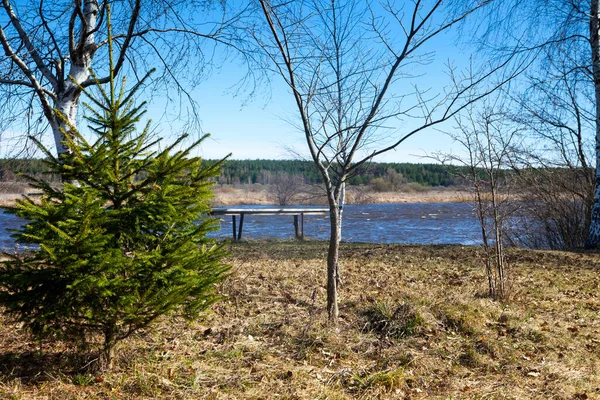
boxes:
[255,0,525,321]
[0,0,248,157]
[475,0,600,248]
[509,57,595,249]
[587,0,600,247]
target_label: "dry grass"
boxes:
[2,242,600,399]
[0,183,45,207]
[360,190,471,204]
[1,184,473,207]
[212,185,471,206]
[0,182,29,195]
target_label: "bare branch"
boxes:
[2,0,58,89]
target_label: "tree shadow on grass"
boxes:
[0,350,98,383]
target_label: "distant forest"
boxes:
[211,159,464,187]
[0,158,471,188]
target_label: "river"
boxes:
[0,202,484,250]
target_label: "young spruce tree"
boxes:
[0,31,229,371]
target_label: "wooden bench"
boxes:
[211,207,329,240]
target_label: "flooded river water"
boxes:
[0,202,483,250]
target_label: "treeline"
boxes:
[209,159,473,187]
[350,162,460,186]
[212,159,322,185]
[0,158,60,182]
[0,158,477,187]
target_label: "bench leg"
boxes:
[238,213,245,240]
[231,215,237,240]
[294,215,301,239]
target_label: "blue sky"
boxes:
[189,70,458,163]
[164,3,476,164]
[173,0,559,166]
[0,1,486,163]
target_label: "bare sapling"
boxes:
[437,103,520,298]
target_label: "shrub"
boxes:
[363,301,423,339]
[370,177,392,192]
[508,168,593,250]
[402,182,429,193]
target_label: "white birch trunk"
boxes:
[52,88,81,155]
[51,0,98,157]
[586,0,600,248]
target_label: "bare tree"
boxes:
[254,0,526,321]
[270,172,305,205]
[0,0,251,158]
[511,168,593,250]
[508,55,595,250]
[369,168,405,192]
[472,0,600,248]
[437,103,521,298]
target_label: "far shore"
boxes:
[0,184,475,208]
[212,185,473,206]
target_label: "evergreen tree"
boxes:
[0,31,229,371]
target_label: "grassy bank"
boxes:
[1,185,471,208]
[212,185,471,205]
[1,242,600,399]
